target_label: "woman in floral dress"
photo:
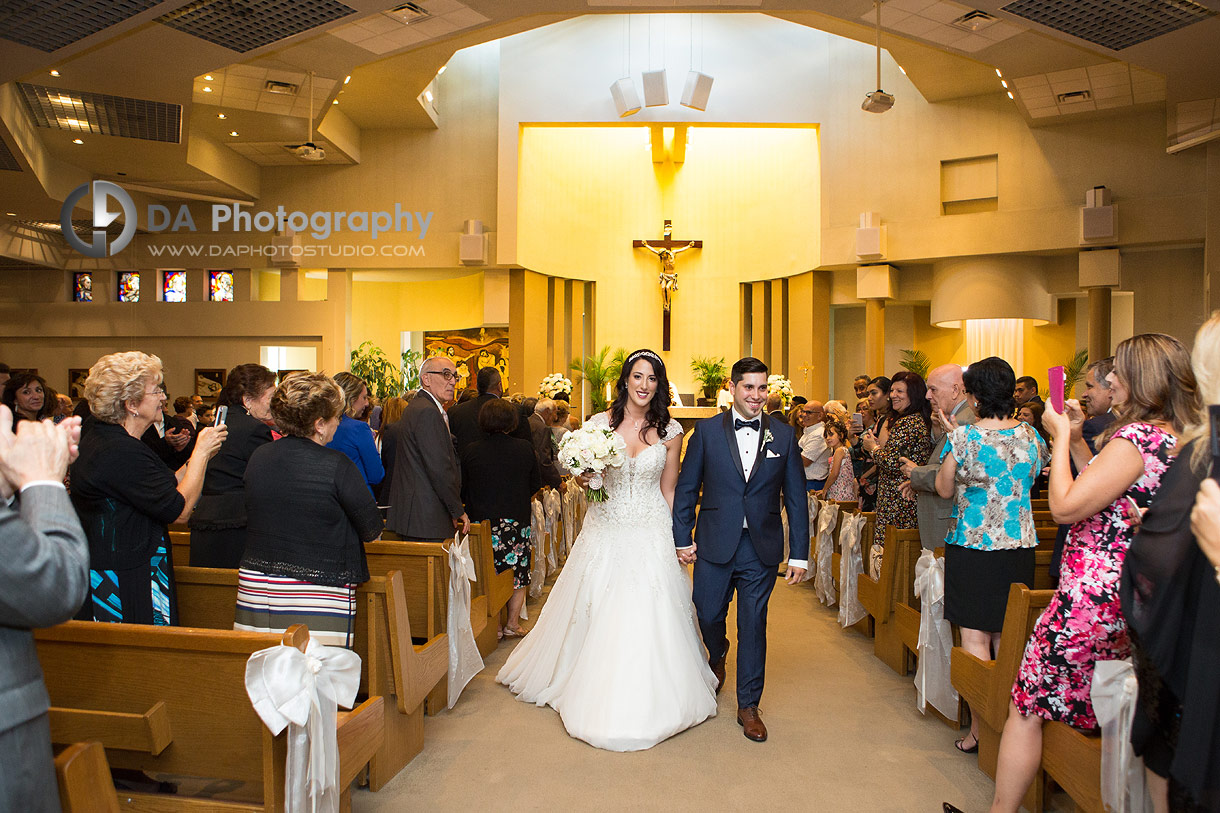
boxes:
[863,371,933,548]
[988,333,1200,812]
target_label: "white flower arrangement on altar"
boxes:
[556,425,627,502]
[539,373,573,399]
[768,374,795,409]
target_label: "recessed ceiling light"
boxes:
[217,113,226,119]
[1001,79,1008,88]
[898,65,907,76]
[332,99,338,105]
[344,75,351,84]
[424,90,433,103]
[229,131,239,137]
[5,212,15,216]
[202,86,212,93]
[437,65,446,76]
[72,138,83,144]
[204,74,214,81]
[49,69,60,77]
[1007,91,1014,100]
[995,68,1003,77]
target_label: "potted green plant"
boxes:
[898,349,931,380]
[690,356,728,405]
[349,340,403,399]
[569,346,625,414]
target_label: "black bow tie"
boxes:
[734,418,760,432]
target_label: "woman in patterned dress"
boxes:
[990,334,1200,812]
[863,371,933,548]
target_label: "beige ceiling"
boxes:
[1,0,1218,223]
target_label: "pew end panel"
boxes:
[55,741,121,813]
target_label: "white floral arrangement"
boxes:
[556,424,627,502]
[768,374,795,409]
[539,373,573,399]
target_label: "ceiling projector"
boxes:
[294,144,326,161]
[862,90,894,113]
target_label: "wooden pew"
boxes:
[36,622,383,812]
[56,741,120,813]
[855,526,922,673]
[1041,720,1103,813]
[174,566,449,791]
[951,583,1054,811]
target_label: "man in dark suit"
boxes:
[1014,375,1043,411]
[448,367,531,457]
[0,406,89,811]
[529,399,564,490]
[384,357,469,541]
[902,364,977,549]
[673,357,810,743]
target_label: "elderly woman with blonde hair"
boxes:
[70,351,226,625]
[236,373,383,646]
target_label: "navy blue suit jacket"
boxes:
[672,411,810,567]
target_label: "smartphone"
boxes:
[1209,405,1220,481]
[1048,366,1065,413]
[850,413,864,433]
[215,405,228,427]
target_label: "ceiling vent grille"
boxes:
[0,136,21,171]
[1000,0,1218,50]
[0,0,163,53]
[157,0,358,53]
[18,83,182,143]
[383,2,430,24]
[951,10,1000,31]
[264,80,298,95]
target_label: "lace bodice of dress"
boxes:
[586,413,682,527]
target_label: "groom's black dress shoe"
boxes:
[737,707,767,742]
[709,648,727,695]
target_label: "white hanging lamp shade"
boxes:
[610,78,641,117]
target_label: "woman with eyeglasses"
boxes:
[70,351,227,625]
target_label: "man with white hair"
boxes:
[385,355,469,540]
[900,364,976,549]
[530,398,563,489]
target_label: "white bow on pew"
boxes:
[1091,659,1152,813]
[913,549,958,719]
[813,500,839,605]
[838,514,867,627]
[445,532,485,709]
[529,497,547,600]
[543,489,561,570]
[245,638,361,813]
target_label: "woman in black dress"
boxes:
[461,398,542,638]
[188,364,277,568]
[71,351,226,624]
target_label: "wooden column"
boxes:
[811,271,831,399]
[1087,286,1112,361]
[865,298,886,375]
[322,269,351,374]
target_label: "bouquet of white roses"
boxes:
[556,424,626,502]
[768,374,795,409]
[539,373,573,399]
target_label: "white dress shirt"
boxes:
[731,407,808,572]
[799,423,830,481]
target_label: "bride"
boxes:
[496,349,718,751]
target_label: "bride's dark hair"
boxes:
[609,349,671,441]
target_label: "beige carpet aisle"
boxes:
[353,573,997,813]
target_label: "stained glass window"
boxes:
[209,270,234,302]
[117,271,139,302]
[73,272,92,302]
[163,270,186,302]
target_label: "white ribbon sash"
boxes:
[529,498,547,599]
[913,550,959,719]
[838,514,867,627]
[544,490,560,569]
[444,532,485,709]
[245,638,361,813]
[1091,659,1152,813]
[814,501,839,606]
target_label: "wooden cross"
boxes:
[633,219,703,351]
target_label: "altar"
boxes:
[669,406,722,435]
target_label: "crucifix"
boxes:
[633,220,703,351]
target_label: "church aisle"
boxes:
[354,575,996,812]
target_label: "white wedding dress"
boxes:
[496,414,718,751]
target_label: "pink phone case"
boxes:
[1048,366,1065,413]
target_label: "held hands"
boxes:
[676,544,697,565]
[1191,479,1220,570]
[785,566,807,585]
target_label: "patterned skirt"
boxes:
[84,541,175,626]
[491,518,531,590]
[234,569,356,647]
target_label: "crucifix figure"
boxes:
[633,220,703,351]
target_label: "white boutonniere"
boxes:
[762,429,774,445]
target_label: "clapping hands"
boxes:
[0,405,80,498]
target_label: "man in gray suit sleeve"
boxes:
[385,356,470,541]
[0,406,89,812]
[900,365,976,550]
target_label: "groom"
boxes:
[673,357,810,742]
